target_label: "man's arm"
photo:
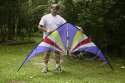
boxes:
[38,25,51,33]
[76,26,83,32]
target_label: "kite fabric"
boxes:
[18,22,113,70]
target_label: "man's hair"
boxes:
[51,4,59,10]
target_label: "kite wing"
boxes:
[18,22,113,70]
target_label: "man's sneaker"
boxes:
[55,66,62,72]
[42,65,48,73]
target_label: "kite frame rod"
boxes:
[66,25,70,56]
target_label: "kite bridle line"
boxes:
[49,29,66,62]
[76,31,98,60]
[76,31,90,59]
[40,26,97,61]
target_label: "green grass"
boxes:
[0,37,125,83]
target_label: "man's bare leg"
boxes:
[55,51,62,72]
[43,51,50,73]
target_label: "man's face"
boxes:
[51,7,59,16]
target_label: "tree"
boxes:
[0,0,49,42]
[0,0,20,42]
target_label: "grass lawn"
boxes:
[0,37,125,83]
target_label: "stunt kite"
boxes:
[18,23,113,70]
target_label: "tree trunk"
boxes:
[15,16,18,41]
[0,25,6,42]
[7,9,15,40]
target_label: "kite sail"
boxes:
[18,22,113,70]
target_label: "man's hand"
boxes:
[46,29,52,34]
[76,26,83,32]
[38,25,52,33]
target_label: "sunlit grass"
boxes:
[0,37,125,83]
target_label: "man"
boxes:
[38,4,66,73]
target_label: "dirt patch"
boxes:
[33,62,43,66]
[9,80,26,83]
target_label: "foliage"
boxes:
[0,0,49,42]
[0,0,20,41]
[0,0,125,56]
[61,0,125,56]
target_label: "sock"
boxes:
[43,63,48,67]
[56,64,60,68]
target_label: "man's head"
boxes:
[50,4,59,16]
